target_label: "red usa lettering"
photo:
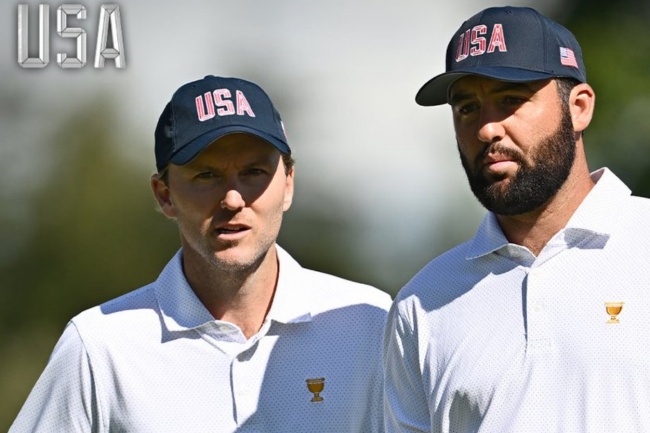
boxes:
[455,23,507,62]
[195,89,255,122]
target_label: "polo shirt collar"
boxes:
[563,168,631,234]
[154,245,312,333]
[466,168,630,260]
[265,245,313,325]
[465,212,507,260]
[154,249,215,332]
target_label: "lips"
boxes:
[484,154,514,165]
[477,151,520,178]
[215,224,250,235]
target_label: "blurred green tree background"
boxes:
[565,0,650,193]
[2,1,650,429]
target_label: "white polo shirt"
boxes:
[384,168,650,433]
[11,245,391,433]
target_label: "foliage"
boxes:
[562,3,650,196]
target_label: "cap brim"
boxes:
[169,126,291,166]
[415,67,557,106]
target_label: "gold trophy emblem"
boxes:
[605,301,624,324]
[306,378,325,402]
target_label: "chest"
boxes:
[94,325,379,432]
[421,249,650,431]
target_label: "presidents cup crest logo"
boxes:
[605,301,624,324]
[305,377,325,403]
[17,3,126,68]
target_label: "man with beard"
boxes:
[10,76,391,432]
[384,6,650,433]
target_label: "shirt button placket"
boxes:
[526,267,552,354]
[231,349,257,426]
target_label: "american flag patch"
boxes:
[559,47,578,68]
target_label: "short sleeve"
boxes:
[383,301,430,433]
[9,321,100,433]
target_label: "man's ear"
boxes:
[282,166,295,212]
[569,82,595,134]
[151,173,177,219]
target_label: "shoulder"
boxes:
[613,194,650,245]
[70,283,160,342]
[277,244,392,312]
[627,194,650,214]
[395,239,473,303]
[301,267,392,309]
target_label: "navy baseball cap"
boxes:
[415,6,587,106]
[155,75,290,172]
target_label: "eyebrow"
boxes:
[449,81,537,105]
[188,153,278,170]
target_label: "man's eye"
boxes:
[455,103,478,115]
[244,168,266,176]
[196,171,217,179]
[502,96,526,106]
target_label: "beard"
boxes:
[458,105,576,216]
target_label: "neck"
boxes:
[182,246,279,339]
[496,146,595,256]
